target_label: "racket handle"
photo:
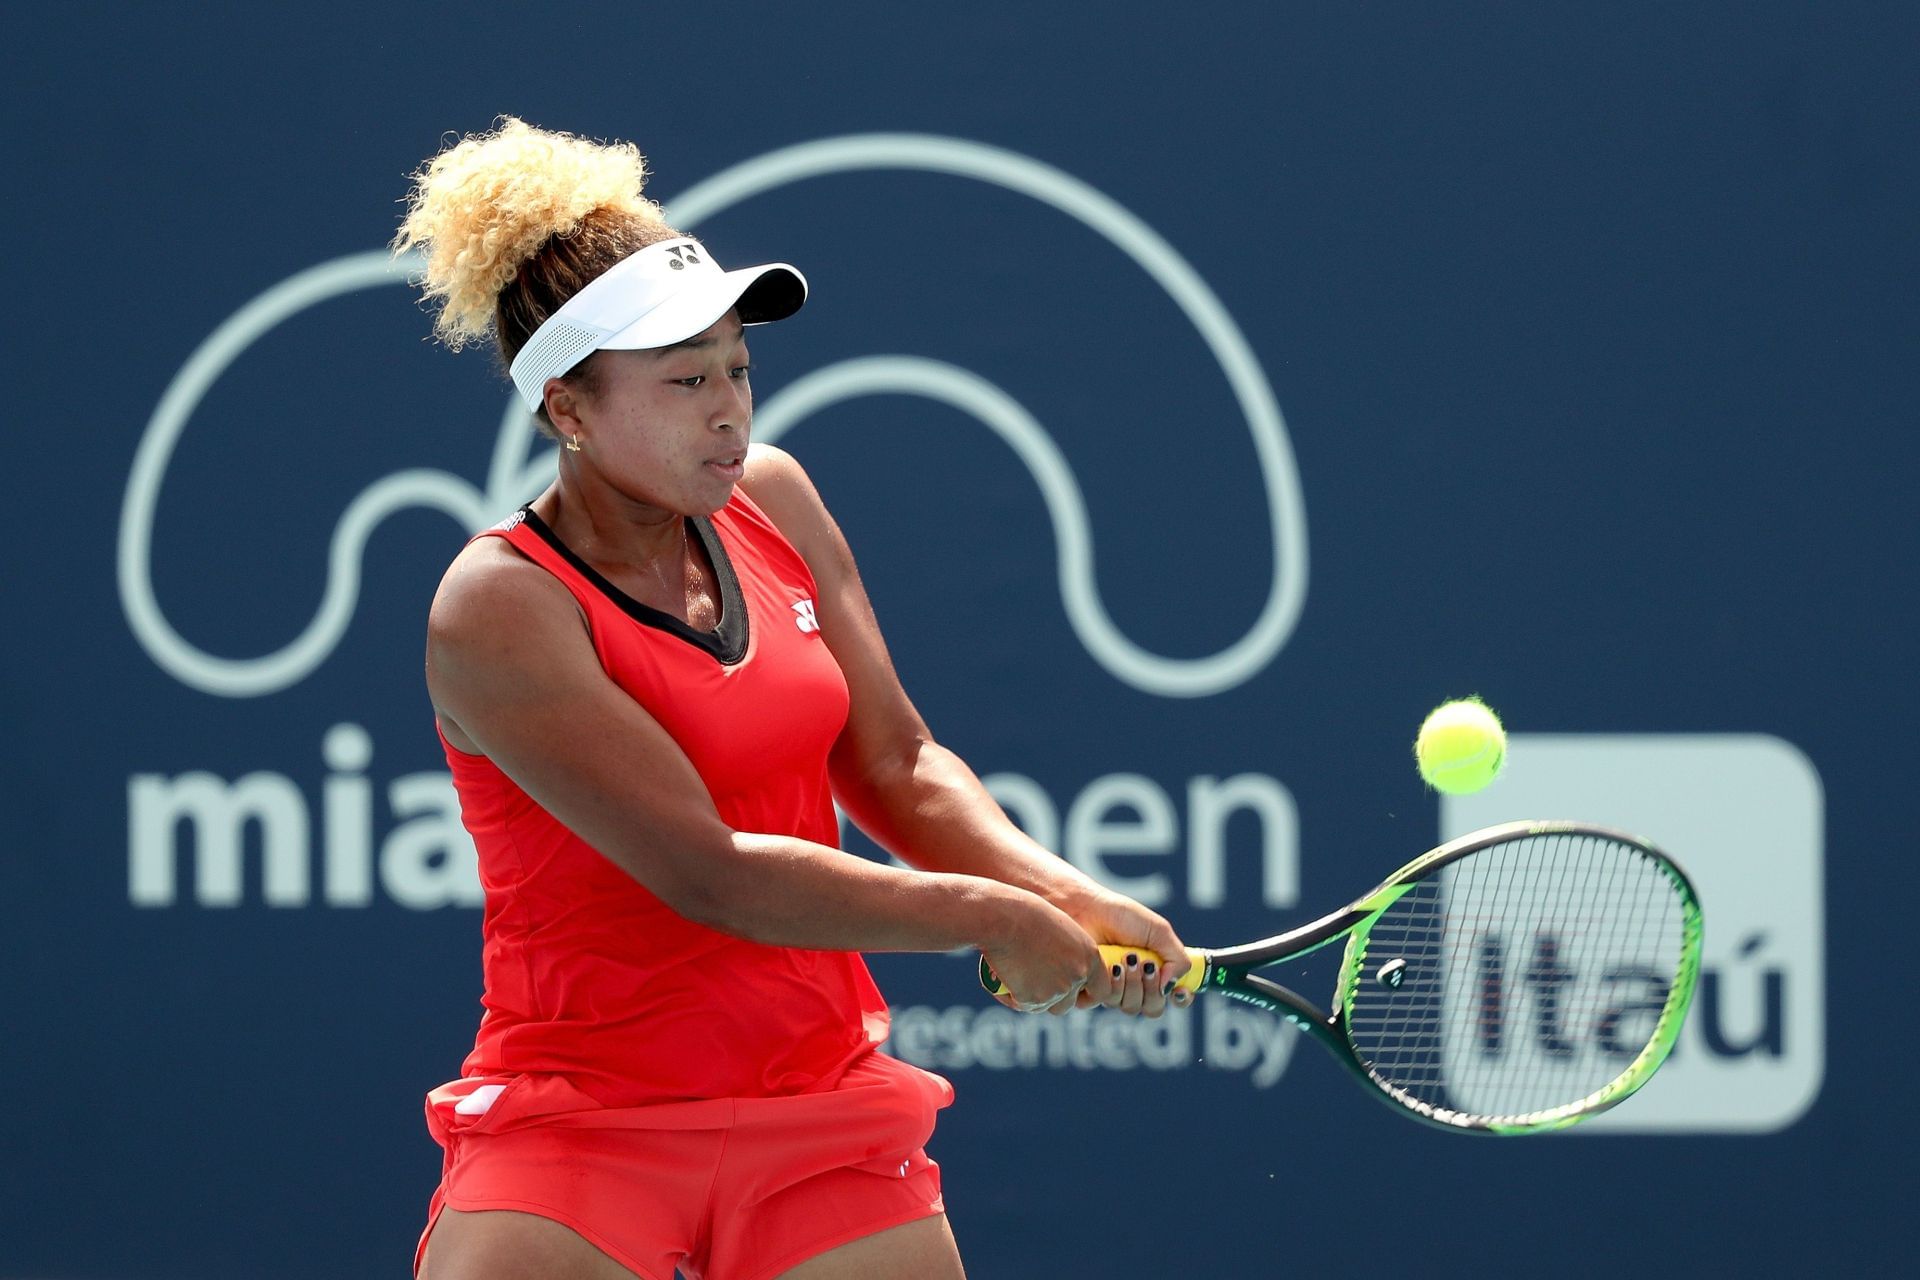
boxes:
[978,944,1207,998]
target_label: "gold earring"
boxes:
[565,435,582,453]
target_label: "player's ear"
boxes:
[543,379,584,435]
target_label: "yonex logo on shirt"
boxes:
[791,600,819,633]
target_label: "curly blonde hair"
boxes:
[393,116,679,365]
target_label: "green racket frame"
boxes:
[983,820,1705,1135]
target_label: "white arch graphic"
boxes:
[119,133,1306,698]
[115,249,554,697]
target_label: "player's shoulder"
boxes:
[429,533,575,657]
[741,441,817,501]
[740,443,835,550]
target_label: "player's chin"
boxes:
[689,475,739,515]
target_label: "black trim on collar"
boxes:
[518,506,750,665]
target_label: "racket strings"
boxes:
[1342,832,1692,1127]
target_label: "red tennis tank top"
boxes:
[440,491,890,1106]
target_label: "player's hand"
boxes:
[980,895,1110,1016]
[1059,887,1193,1018]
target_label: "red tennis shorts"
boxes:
[414,1051,953,1280]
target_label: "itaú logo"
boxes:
[118,133,1308,700]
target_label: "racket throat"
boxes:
[1234,975,1346,1049]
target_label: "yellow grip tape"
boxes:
[979,944,1207,998]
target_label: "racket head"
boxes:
[977,821,1704,1135]
[1327,821,1703,1133]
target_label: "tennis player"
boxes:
[394,117,1193,1280]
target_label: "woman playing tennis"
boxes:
[394,117,1193,1280]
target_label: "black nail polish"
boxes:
[1111,964,1122,978]
[1162,981,1175,996]
[1125,953,1139,967]
[1143,962,1158,978]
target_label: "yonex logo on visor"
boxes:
[508,237,806,412]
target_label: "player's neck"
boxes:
[537,477,694,575]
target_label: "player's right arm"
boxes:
[424,537,1099,1011]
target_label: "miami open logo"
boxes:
[118,134,1310,701]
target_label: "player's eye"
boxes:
[729,363,753,380]
[674,375,704,387]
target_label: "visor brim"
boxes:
[597,263,807,351]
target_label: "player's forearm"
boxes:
[673,829,1043,953]
[833,739,1101,910]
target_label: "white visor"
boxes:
[508,237,807,411]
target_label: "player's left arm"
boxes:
[741,444,1191,1010]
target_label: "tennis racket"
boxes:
[981,820,1703,1134]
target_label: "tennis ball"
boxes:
[1415,698,1507,795]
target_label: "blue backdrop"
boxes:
[5,2,1914,1276]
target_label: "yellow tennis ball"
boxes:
[1415,698,1507,794]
